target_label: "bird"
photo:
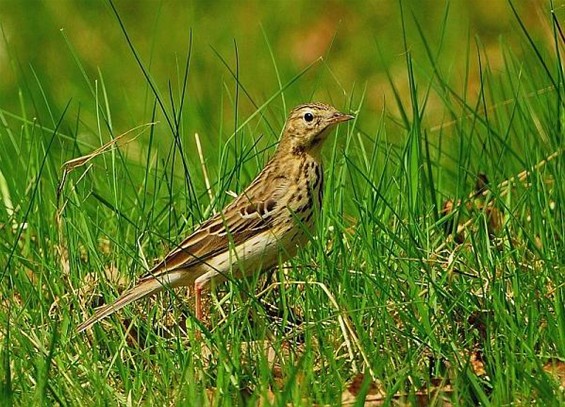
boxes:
[77,102,354,332]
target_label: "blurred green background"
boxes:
[0,0,563,212]
[0,0,557,141]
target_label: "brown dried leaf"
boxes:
[543,358,565,388]
[469,351,487,377]
[342,373,386,406]
[415,379,455,407]
[342,374,455,406]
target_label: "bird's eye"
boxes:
[303,112,314,123]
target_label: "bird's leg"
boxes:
[194,272,214,327]
[194,281,203,321]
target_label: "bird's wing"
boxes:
[76,175,290,333]
[141,173,290,280]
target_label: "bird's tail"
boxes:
[77,271,186,333]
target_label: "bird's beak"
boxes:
[329,112,355,124]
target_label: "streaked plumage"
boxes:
[77,102,353,332]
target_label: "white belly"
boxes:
[194,231,287,288]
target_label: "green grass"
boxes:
[1,1,564,405]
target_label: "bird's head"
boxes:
[278,103,354,157]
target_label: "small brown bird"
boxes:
[77,103,353,332]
